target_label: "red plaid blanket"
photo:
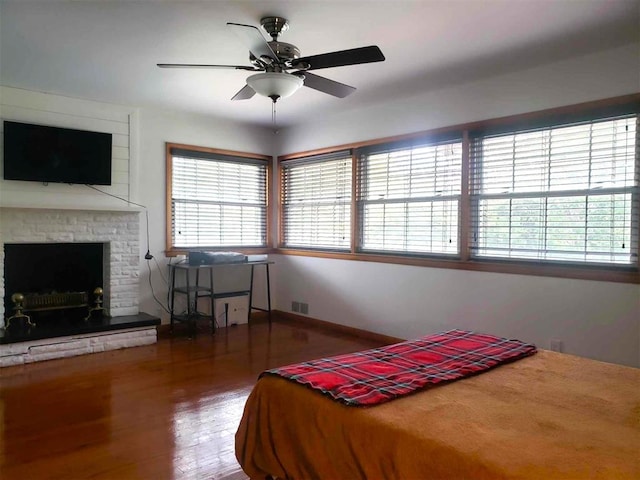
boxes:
[262,329,537,406]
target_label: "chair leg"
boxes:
[224,302,229,329]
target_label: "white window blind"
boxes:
[358,140,462,255]
[281,151,352,250]
[171,149,267,248]
[470,115,639,265]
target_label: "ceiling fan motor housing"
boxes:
[270,42,300,60]
[250,41,301,69]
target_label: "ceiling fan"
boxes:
[157,16,385,103]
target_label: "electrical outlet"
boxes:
[300,302,309,315]
[292,301,300,312]
[549,339,563,352]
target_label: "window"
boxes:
[358,139,462,255]
[167,144,269,253]
[280,151,352,250]
[276,95,640,283]
[470,115,638,266]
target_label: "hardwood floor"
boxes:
[0,316,386,479]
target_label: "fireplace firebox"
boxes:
[3,242,106,327]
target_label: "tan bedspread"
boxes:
[236,350,640,479]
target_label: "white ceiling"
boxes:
[1,0,638,129]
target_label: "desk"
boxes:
[168,261,272,335]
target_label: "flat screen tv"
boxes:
[2,121,112,185]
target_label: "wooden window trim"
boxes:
[276,94,640,284]
[165,142,273,257]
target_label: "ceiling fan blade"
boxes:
[157,63,258,71]
[291,45,385,71]
[297,72,356,98]
[231,84,256,101]
[227,22,277,62]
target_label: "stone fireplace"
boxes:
[0,207,158,366]
[0,207,141,323]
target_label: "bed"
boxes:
[235,333,640,480]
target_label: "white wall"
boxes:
[273,44,640,367]
[0,87,276,326]
[276,44,640,153]
[274,255,639,366]
[0,86,136,209]
[136,107,275,322]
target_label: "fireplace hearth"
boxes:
[0,311,159,345]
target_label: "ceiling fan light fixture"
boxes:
[246,72,303,100]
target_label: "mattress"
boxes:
[236,350,640,479]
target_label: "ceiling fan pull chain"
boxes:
[272,98,279,134]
